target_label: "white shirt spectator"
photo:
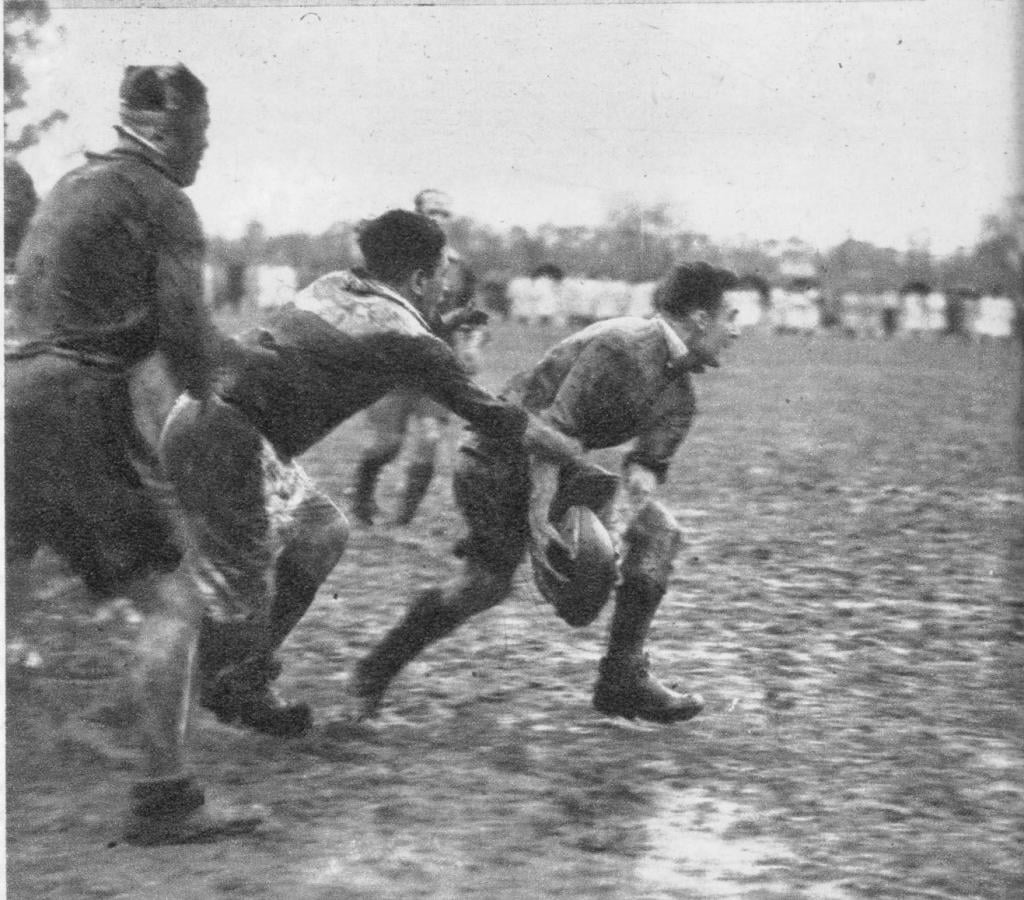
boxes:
[628,281,658,319]
[727,288,764,330]
[507,276,536,323]
[974,294,1016,339]
[901,291,928,334]
[924,292,946,333]
[252,265,298,309]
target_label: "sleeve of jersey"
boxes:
[150,190,221,396]
[622,377,696,482]
[404,333,528,441]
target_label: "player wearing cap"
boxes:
[6,64,264,844]
[354,262,741,724]
[350,189,489,526]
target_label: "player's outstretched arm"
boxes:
[522,415,584,465]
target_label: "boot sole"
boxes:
[593,695,704,724]
[124,812,265,846]
[204,702,313,738]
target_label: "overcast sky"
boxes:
[11,0,1017,253]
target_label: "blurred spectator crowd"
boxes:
[198,258,1020,343]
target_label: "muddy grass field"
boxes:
[6,322,1024,899]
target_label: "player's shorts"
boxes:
[161,395,343,624]
[453,432,622,576]
[453,434,532,573]
[4,348,183,597]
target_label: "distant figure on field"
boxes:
[899,280,931,338]
[350,189,489,526]
[530,262,565,327]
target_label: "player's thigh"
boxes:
[277,469,350,575]
[162,395,274,615]
[453,444,530,572]
[6,355,183,598]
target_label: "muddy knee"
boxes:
[620,501,683,591]
[287,505,349,577]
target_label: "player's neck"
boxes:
[659,313,696,346]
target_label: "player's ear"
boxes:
[690,309,710,332]
[407,268,427,300]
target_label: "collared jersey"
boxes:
[215,269,527,460]
[502,316,697,481]
[11,148,216,395]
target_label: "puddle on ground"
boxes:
[634,785,843,898]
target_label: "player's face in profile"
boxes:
[697,300,740,364]
[422,252,449,314]
[164,109,210,187]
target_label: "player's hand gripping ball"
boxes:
[531,505,617,627]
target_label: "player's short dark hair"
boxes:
[655,262,738,318]
[358,210,446,285]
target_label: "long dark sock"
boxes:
[605,576,663,660]
[396,461,436,525]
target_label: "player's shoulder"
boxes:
[293,271,430,338]
[53,152,196,229]
[569,315,692,374]
[567,315,665,350]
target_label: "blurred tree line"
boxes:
[209,198,1022,297]
[4,0,66,153]
[5,1,1020,300]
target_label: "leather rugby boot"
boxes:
[202,655,312,738]
[124,776,266,846]
[592,653,704,724]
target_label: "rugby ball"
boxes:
[532,505,617,627]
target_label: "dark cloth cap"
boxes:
[119,64,207,113]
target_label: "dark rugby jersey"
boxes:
[11,148,216,396]
[502,317,697,481]
[216,270,526,460]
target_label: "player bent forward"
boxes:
[354,262,740,723]
[6,64,266,844]
[159,210,585,738]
